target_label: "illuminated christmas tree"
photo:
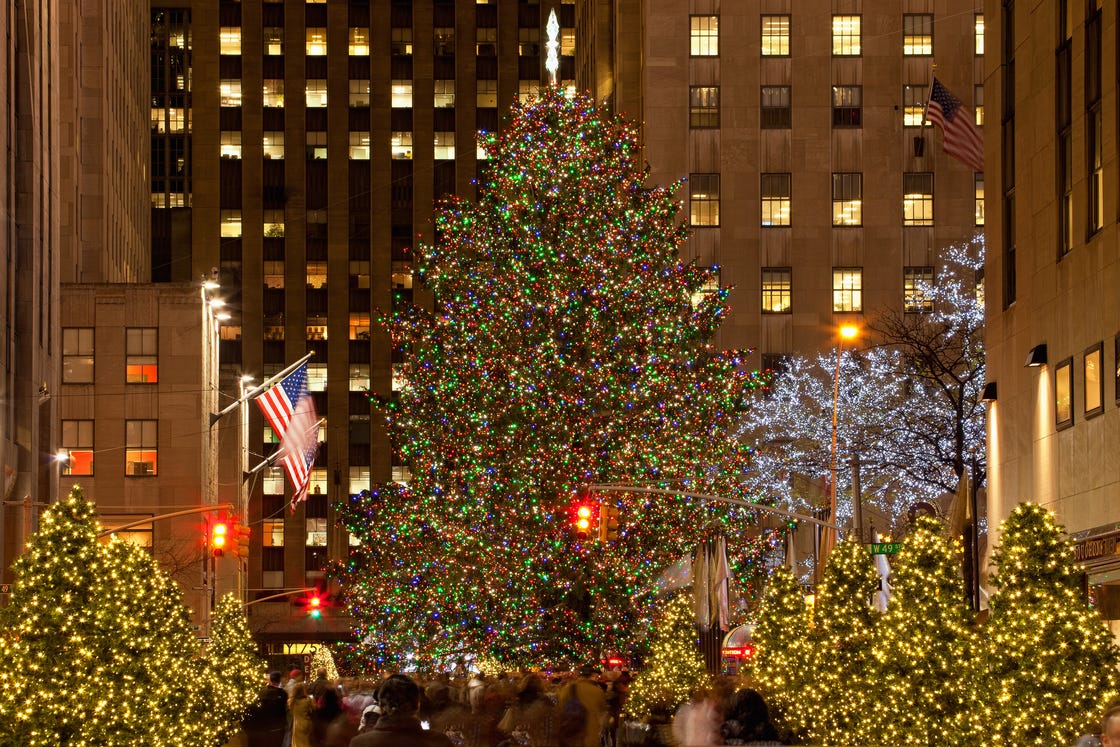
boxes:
[200,594,267,742]
[336,88,771,668]
[309,643,340,681]
[807,536,880,745]
[0,487,263,746]
[981,504,1120,745]
[864,515,978,746]
[622,593,708,720]
[749,566,814,740]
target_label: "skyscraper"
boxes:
[150,0,578,646]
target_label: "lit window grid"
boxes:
[61,420,94,476]
[392,80,413,108]
[761,269,792,314]
[264,28,283,55]
[434,131,456,160]
[519,80,540,103]
[151,108,188,134]
[306,80,327,108]
[220,131,241,159]
[350,364,371,392]
[975,14,985,55]
[392,131,413,159]
[690,15,719,56]
[263,80,284,108]
[904,267,935,313]
[350,132,370,160]
[832,15,861,55]
[350,79,370,108]
[434,80,455,108]
[391,27,413,55]
[903,173,934,226]
[307,261,327,289]
[263,132,284,159]
[761,15,790,56]
[125,420,158,476]
[219,27,241,55]
[219,80,241,107]
[689,174,720,227]
[832,268,863,312]
[903,85,930,127]
[975,174,985,226]
[832,173,863,226]
[126,328,158,384]
[902,15,933,56]
[761,174,791,227]
[306,28,327,56]
[349,27,370,56]
[689,86,720,129]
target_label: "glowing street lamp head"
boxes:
[839,324,859,340]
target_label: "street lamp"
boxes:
[823,324,860,574]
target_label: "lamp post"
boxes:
[823,324,859,574]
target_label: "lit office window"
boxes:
[263,209,284,237]
[832,15,861,55]
[350,79,370,107]
[434,80,455,108]
[761,15,790,56]
[903,85,929,127]
[219,79,242,107]
[477,27,497,56]
[974,85,984,125]
[350,364,371,393]
[306,261,327,289]
[832,173,863,226]
[561,27,575,55]
[689,173,720,226]
[349,132,370,160]
[262,132,284,160]
[391,80,413,108]
[689,86,719,128]
[264,260,284,289]
[349,27,370,56]
[1055,358,1073,427]
[306,80,327,108]
[307,363,327,392]
[219,27,241,55]
[62,328,94,383]
[220,131,241,159]
[903,173,934,226]
[975,174,985,226]
[220,210,242,237]
[349,313,371,341]
[903,14,933,55]
[903,266,935,313]
[477,79,497,108]
[761,268,792,314]
[391,131,413,160]
[974,14,985,55]
[434,132,455,160]
[125,420,158,476]
[349,467,371,503]
[264,27,283,56]
[61,420,94,476]
[832,268,863,312]
[125,328,158,383]
[262,467,284,495]
[690,15,719,56]
[306,28,327,56]
[518,80,540,103]
[263,79,284,108]
[391,27,412,55]
[1085,344,1103,416]
[761,173,791,227]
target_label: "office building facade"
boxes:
[577,0,987,365]
[984,0,1120,629]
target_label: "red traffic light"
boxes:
[307,594,323,619]
[572,502,598,541]
[210,522,228,557]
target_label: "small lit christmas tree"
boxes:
[198,593,267,743]
[0,487,264,747]
[310,643,340,681]
[864,515,978,746]
[808,536,880,745]
[749,566,814,740]
[622,593,707,720]
[982,504,1120,745]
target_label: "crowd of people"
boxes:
[240,665,783,747]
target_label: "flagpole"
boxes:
[918,63,937,153]
[209,351,315,426]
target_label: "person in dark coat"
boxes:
[244,671,289,747]
[349,675,453,747]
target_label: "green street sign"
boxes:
[869,542,902,555]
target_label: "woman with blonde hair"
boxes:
[288,682,314,747]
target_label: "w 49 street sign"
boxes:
[868,542,902,555]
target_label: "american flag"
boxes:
[255,362,320,508]
[925,77,985,172]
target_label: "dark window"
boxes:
[689,86,720,128]
[761,86,791,128]
[832,86,862,127]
